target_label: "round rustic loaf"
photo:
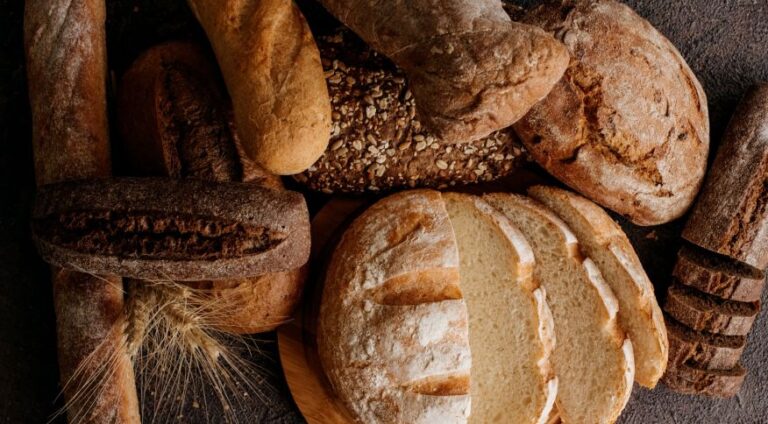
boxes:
[515,0,710,226]
[294,29,526,193]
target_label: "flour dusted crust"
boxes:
[516,0,709,226]
[318,190,470,423]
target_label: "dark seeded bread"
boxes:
[666,315,746,370]
[662,361,746,398]
[664,284,760,336]
[674,244,766,302]
[294,28,526,193]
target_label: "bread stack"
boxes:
[661,85,768,398]
[318,186,667,424]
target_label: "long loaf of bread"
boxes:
[317,0,569,143]
[24,0,140,422]
[187,0,331,175]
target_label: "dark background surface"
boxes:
[1,0,767,423]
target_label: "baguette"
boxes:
[187,0,331,175]
[673,245,766,303]
[24,0,139,421]
[317,0,569,143]
[118,42,304,333]
[664,284,760,336]
[528,185,668,388]
[682,84,768,270]
[516,0,709,225]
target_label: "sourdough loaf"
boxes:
[528,185,668,388]
[187,0,331,175]
[516,0,709,226]
[485,193,634,424]
[662,361,746,398]
[673,245,766,303]
[666,315,745,370]
[317,0,569,143]
[664,284,760,336]
[294,28,526,193]
[682,84,768,270]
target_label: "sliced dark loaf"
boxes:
[294,28,526,193]
[666,315,746,370]
[674,244,766,302]
[662,361,746,398]
[664,284,760,336]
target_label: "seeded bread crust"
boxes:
[664,284,760,336]
[318,190,471,424]
[516,0,709,226]
[294,28,526,193]
[673,245,766,303]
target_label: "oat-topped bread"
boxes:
[484,193,634,424]
[318,190,557,423]
[294,28,526,193]
[516,0,709,226]
[316,0,569,143]
[529,186,668,388]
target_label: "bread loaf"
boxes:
[294,28,526,193]
[666,315,745,370]
[187,0,331,175]
[528,186,668,388]
[32,178,311,281]
[318,190,558,423]
[484,193,634,424]
[682,84,768,270]
[662,362,746,398]
[516,0,709,226]
[25,0,140,421]
[664,284,759,336]
[673,245,766,303]
[317,0,569,143]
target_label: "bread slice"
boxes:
[662,361,746,398]
[674,244,766,302]
[529,185,668,388]
[666,315,746,370]
[318,190,471,423]
[443,193,557,424]
[664,283,760,336]
[484,193,634,424]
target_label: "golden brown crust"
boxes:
[516,0,709,226]
[187,0,331,175]
[317,0,569,143]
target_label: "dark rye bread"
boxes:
[294,28,526,193]
[662,361,746,398]
[674,244,766,302]
[666,315,746,370]
[664,284,760,336]
[683,84,768,269]
[31,178,310,281]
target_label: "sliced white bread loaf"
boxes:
[443,193,557,424]
[529,185,668,388]
[485,193,634,424]
[318,190,471,424]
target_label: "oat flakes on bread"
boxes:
[528,185,668,388]
[484,193,634,424]
[516,0,709,226]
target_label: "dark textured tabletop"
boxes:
[1,0,767,423]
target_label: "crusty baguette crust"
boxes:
[517,0,709,226]
[187,0,331,175]
[664,284,759,336]
[25,0,140,422]
[319,190,470,424]
[528,185,668,388]
[318,0,569,143]
[682,84,768,269]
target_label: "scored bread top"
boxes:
[529,185,668,388]
[318,190,471,424]
[484,193,634,424]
